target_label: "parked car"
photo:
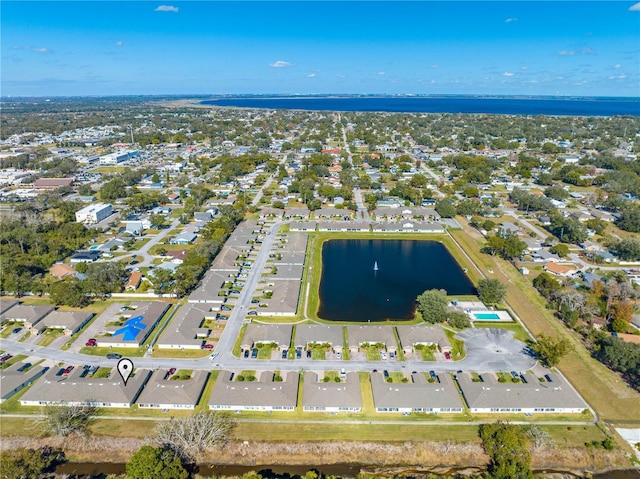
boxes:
[389,351,395,360]
[306,350,312,358]
[168,368,176,375]
[444,352,451,360]
[281,349,288,359]
[12,328,21,334]
[247,311,257,316]
[295,348,302,359]
[243,349,249,358]
[429,370,437,380]
[335,351,342,360]
[380,351,388,360]
[106,353,122,359]
[202,343,214,349]
[55,368,65,376]
[250,349,258,359]
[64,366,74,374]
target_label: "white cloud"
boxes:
[33,47,51,53]
[430,64,439,68]
[505,17,518,23]
[557,50,576,56]
[609,74,627,79]
[613,63,622,68]
[269,60,292,68]
[155,5,179,13]
[307,73,316,78]
[115,41,123,47]
[503,72,515,77]
[629,2,640,11]
[377,71,385,76]
[581,48,596,55]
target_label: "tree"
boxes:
[447,310,472,329]
[0,447,65,479]
[611,238,640,261]
[38,404,96,436]
[528,334,571,368]
[126,445,189,479]
[477,278,508,305]
[150,213,165,229]
[416,289,448,324]
[617,207,640,233]
[435,199,456,218]
[49,280,89,307]
[479,422,533,479]
[82,261,128,297]
[549,243,569,258]
[150,410,235,457]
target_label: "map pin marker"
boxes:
[117,358,134,386]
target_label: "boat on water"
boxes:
[374,261,378,271]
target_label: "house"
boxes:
[0,299,19,316]
[543,262,577,277]
[346,325,397,354]
[1,364,49,403]
[70,251,101,263]
[20,367,151,408]
[370,372,463,413]
[457,372,588,414]
[170,232,197,245]
[125,271,143,291]
[136,370,209,409]
[49,263,77,280]
[208,370,299,412]
[241,324,293,351]
[302,372,362,412]
[0,304,55,331]
[36,310,94,336]
[498,222,520,236]
[395,325,451,355]
[284,207,310,220]
[156,303,212,350]
[294,324,344,352]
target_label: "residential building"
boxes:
[302,372,362,412]
[136,370,209,409]
[208,371,298,412]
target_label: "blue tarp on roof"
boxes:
[112,315,146,341]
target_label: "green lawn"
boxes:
[474,321,532,342]
[79,346,146,357]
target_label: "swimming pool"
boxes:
[470,311,513,322]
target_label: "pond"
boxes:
[317,239,476,322]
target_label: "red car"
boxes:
[168,368,176,375]
[202,344,214,350]
[444,352,451,360]
[64,366,74,374]
[85,339,97,347]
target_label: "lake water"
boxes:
[201,95,640,116]
[317,239,475,322]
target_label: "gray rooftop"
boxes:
[396,325,451,351]
[0,299,19,315]
[157,303,211,349]
[0,363,49,402]
[188,270,232,304]
[347,325,397,349]
[458,372,589,411]
[302,372,362,410]
[256,280,301,316]
[0,304,55,327]
[242,323,293,348]
[20,367,151,407]
[370,372,463,411]
[36,310,94,334]
[294,324,344,349]
[136,369,209,408]
[97,302,169,347]
[208,370,299,410]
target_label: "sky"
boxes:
[2,1,639,97]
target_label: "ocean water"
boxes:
[201,96,640,116]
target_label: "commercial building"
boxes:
[75,203,113,224]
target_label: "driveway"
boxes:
[455,328,536,372]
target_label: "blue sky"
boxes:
[2,1,639,97]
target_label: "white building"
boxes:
[75,203,113,224]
